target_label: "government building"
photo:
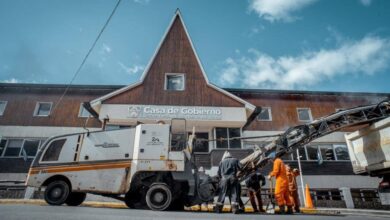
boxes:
[1,11,389,209]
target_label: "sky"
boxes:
[0,0,390,93]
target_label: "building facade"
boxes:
[1,11,389,208]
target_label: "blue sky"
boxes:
[0,0,389,93]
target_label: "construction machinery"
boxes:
[26,100,390,210]
[345,117,390,205]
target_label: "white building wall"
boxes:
[0,126,100,138]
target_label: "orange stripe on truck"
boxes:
[28,161,131,175]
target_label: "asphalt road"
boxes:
[0,204,388,220]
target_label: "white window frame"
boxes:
[34,102,53,117]
[257,107,272,121]
[0,101,7,116]
[297,107,313,122]
[164,73,185,91]
[78,103,91,118]
[297,143,350,162]
[213,127,242,149]
[21,139,43,158]
[318,144,336,161]
[304,144,319,161]
[333,143,350,161]
[1,138,24,158]
[0,138,43,158]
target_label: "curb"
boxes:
[0,199,324,214]
[1,199,389,216]
[0,199,127,209]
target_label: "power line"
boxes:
[52,0,122,114]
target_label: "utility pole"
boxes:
[297,148,306,206]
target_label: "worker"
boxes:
[215,151,242,214]
[245,168,266,213]
[197,167,210,211]
[285,164,300,213]
[267,150,293,214]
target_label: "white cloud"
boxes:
[134,0,150,4]
[219,36,390,90]
[118,62,144,75]
[360,0,372,6]
[249,0,318,22]
[102,43,112,54]
[1,78,19,83]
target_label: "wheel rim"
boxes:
[50,187,63,199]
[150,189,168,207]
[46,182,69,204]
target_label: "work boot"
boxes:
[232,204,239,214]
[214,204,222,213]
[295,206,300,213]
[258,207,266,213]
[277,205,285,214]
[286,206,294,214]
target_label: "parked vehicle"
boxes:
[26,123,216,210]
[345,117,390,205]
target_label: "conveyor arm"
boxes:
[238,100,390,180]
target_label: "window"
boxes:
[165,74,185,91]
[293,147,307,161]
[257,107,272,121]
[3,139,23,157]
[0,139,6,156]
[297,108,312,122]
[105,124,132,131]
[318,145,335,161]
[306,145,319,160]
[190,132,209,153]
[171,133,187,151]
[0,101,7,116]
[79,104,91,118]
[334,144,350,160]
[0,138,43,158]
[22,139,41,157]
[215,128,241,149]
[42,139,66,161]
[34,102,52,116]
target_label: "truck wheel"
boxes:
[65,192,86,206]
[146,183,172,211]
[44,180,70,205]
[124,191,147,209]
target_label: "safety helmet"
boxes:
[222,151,232,160]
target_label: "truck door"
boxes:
[133,124,170,160]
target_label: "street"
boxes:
[0,204,388,220]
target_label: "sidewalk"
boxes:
[1,199,389,217]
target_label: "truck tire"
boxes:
[145,183,172,211]
[44,180,70,205]
[65,192,86,206]
[124,191,147,209]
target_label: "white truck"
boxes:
[26,123,217,210]
[345,117,390,205]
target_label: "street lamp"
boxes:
[296,148,306,207]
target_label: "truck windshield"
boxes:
[42,139,66,162]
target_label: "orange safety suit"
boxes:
[286,167,300,211]
[269,158,292,207]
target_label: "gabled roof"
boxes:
[90,10,255,112]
